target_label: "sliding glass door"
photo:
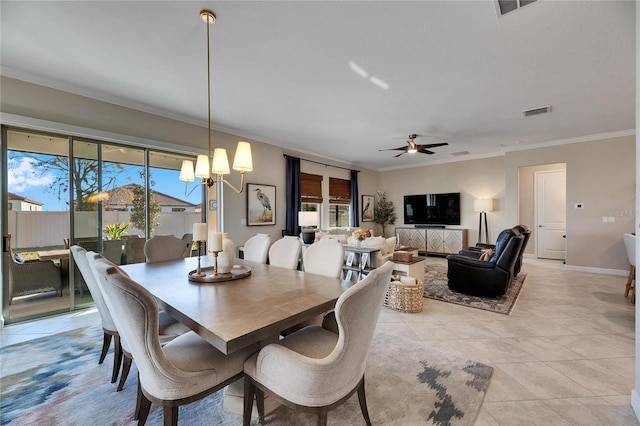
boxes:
[2,126,202,324]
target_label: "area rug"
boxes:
[1,326,492,426]
[423,263,526,315]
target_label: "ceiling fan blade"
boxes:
[394,151,406,158]
[418,149,435,155]
[416,142,448,149]
[379,147,407,152]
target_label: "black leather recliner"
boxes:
[446,228,524,297]
[512,225,531,276]
[459,224,531,276]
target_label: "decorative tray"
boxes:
[188,265,251,283]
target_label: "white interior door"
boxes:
[535,169,566,260]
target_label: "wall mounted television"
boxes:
[404,193,461,226]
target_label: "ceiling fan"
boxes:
[380,134,448,158]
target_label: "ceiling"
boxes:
[1,1,635,171]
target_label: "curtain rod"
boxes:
[283,154,360,173]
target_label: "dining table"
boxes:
[119,256,352,355]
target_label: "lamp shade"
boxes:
[298,211,318,227]
[232,141,253,172]
[212,148,231,175]
[194,154,210,179]
[474,198,494,213]
[179,160,195,182]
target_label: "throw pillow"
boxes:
[479,248,494,261]
[13,253,25,264]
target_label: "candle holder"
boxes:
[209,249,221,275]
[192,241,206,277]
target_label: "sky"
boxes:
[7,152,203,211]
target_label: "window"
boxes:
[329,177,351,227]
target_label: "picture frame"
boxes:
[247,183,276,226]
[361,194,375,222]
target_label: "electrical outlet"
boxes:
[602,216,615,224]
[574,203,584,209]
[241,218,246,225]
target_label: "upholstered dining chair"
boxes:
[303,238,345,278]
[623,233,636,303]
[71,245,122,383]
[243,261,394,426]
[243,234,271,264]
[92,259,259,426]
[181,233,194,257]
[124,237,146,264]
[268,236,302,270]
[144,235,191,263]
[82,250,189,393]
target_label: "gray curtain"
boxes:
[285,155,301,236]
[350,169,359,227]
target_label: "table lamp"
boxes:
[298,211,318,244]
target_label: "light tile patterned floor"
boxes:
[1,257,637,425]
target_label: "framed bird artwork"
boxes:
[362,195,375,222]
[247,183,276,226]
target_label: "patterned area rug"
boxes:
[423,263,526,315]
[1,326,492,426]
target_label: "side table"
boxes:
[392,256,426,281]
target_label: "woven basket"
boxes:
[392,251,413,262]
[384,280,423,313]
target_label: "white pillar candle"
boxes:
[209,232,223,252]
[193,223,207,242]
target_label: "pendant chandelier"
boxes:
[179,9,252,194]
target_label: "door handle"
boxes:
[538,225,543,228]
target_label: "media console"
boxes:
[396,227,467,256]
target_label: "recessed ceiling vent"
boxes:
[523,105,552,117]
[496,0,537,16]
[451,151,469,157]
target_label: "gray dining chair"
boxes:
[70,245,122,383]
[144,235,191,263]
[243,234,271,263]
[82,249,189,393]
[243,261,394,426]
[92,259,259,426]
[268,236,301,270]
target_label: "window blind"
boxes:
[329,177,351,205]
[301,173,323,203]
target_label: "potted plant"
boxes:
[103,222,131,240]
[373,191,396,237]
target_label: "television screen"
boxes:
[404,193,461,225]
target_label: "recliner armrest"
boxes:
[446,255,496,269]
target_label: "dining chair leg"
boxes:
[317,409,328,426]
[625,266,635,297]
[357,377,372,426]
[256,387,266,425]
[138,392,152,426]
[117,354,132,391]
[99,332,112,364]
[163,405,178,426]
[243,377,256,426]
[111,335,123,383]
[134,377,142,420]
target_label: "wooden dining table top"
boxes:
[119,256,352,355]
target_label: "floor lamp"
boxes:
[473,199,493,244]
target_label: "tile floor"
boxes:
[1,256,637,425]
